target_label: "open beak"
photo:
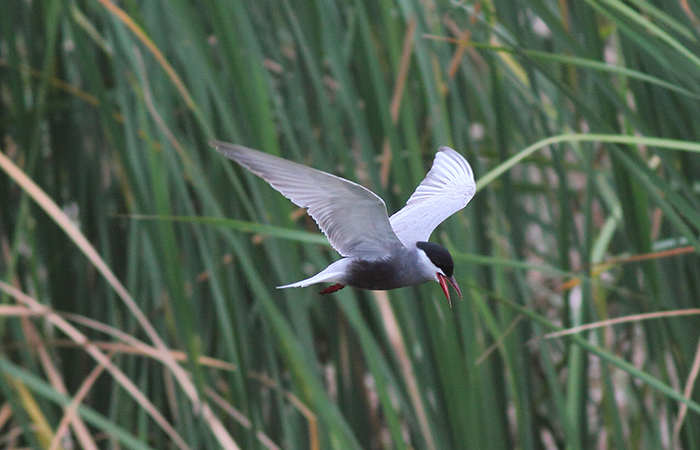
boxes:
[437,273,462,307]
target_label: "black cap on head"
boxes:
[416,242,454,277]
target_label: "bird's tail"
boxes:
[276,259,349,289]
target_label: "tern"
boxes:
[213,141,476,305]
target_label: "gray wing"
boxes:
[389,147,476,247]
[213,141,404,259]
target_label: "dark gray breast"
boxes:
[345,247,431,291]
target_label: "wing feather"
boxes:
[213,141,404,258]
[389,147,475,246]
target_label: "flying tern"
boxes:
[213,141,476,305]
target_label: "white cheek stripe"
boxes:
[415,248,441,281]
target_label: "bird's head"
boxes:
[416,242,462,306]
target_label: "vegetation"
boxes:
[1,0,700,448]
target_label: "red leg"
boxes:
[319,284,345,295]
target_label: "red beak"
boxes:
[437,273,462,307]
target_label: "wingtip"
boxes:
[210,140,232,158]
[209,139,225,150]
[436,146,475,182]
[210,140,249,161]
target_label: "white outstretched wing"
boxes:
[213,141,404,259]
[389,147,476,247]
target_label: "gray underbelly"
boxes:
[345,257,430,291]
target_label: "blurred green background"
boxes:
[2,0,700,448]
